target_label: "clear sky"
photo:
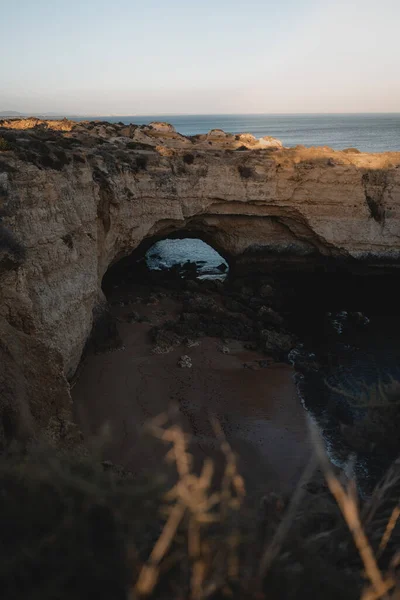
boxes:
[1,0,399,115]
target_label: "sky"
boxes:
[1,0,399,115]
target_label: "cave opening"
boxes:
[102,233,230,299]
[145,238,229,280]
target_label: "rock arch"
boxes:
[101,211,336,287]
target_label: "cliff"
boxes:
[1,118,400,444]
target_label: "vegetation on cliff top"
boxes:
[0,136,11,151]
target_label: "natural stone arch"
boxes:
[101,222,233,294]
[117,226,231,270]
[102,211,335,286]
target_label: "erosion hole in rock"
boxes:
[145,238,229,280]
[102,235,230,299]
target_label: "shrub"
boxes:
[126,141,154,151]
[0,448,163,600]
[343,147,361,154]
[0,137,11,151]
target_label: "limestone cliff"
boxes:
[0,118,400,443]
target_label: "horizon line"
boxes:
[2,111,400,118]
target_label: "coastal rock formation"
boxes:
[0,118,400,443]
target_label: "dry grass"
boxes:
[1,413,400,599]
[309,421,399,600]
[133,412,400,599]
[133,413,246,599]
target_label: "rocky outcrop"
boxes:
[0,118,400,443]
[0,117,73,131]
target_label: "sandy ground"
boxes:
[73,294,312,503]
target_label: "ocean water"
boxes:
[146,238,228,278]
[75,113,400,153]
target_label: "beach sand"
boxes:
[73,292,312,503]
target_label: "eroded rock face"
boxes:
[147,121,176,133]
[0,118,400,442]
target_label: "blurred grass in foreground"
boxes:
[1,411,400,600]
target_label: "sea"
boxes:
[74,113,400,153]
[146,238,228,278]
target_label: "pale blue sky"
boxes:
[1,0,399,114]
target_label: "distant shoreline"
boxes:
[2,113,399,152]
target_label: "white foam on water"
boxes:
[145,238,228,277]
